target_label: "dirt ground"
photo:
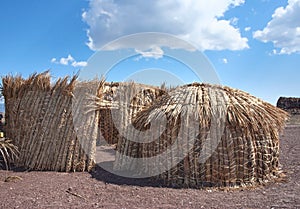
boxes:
[0,117,299,209]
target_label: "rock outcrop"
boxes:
[277,97,300,114]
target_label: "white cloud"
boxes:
[244,27,251,32]
[222,58,228,64]
[270,49,280,55]
[51,54,87,68]
[82,0,248,52]
[253,0,300,54]
[230,17,239,26]
[60,54,74,65]
[135,46,164,59]
[71,61,88,67]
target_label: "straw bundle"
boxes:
[2,72,98,171]
[96,82,165,145]
[114,83,289,187]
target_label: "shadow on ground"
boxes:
[90,163,166,188]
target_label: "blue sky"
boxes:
[0,0,299,105]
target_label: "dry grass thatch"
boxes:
[114,83,289,187]
[0,138,19,170]
[94,81,166,145]
[2,72,98,172]
[1,72,166,172]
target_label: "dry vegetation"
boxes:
[2,72,95,172]
[115,83,289,187]
[0,72,291,190]
[0,138,19,170]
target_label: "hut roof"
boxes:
[135,83,288,134]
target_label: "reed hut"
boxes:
[96,81,166,145]
[1,72,165,172]
[2,72,98,171]
[114,83,289,187]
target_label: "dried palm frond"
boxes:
[0,138,19,170]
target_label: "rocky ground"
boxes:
[0,116,299,209]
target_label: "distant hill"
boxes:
[277,97,300,115]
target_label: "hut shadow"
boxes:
[90,145,216,189]
[90,163,218,189]
[0,165,28,172]
[91,144,166,188]
[90,162,167,188]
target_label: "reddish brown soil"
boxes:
[0,123,299,208]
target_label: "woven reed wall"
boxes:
[2,73,98,172]
[97,82,165,145]
[1,73,164,172]
[114,83,289,187]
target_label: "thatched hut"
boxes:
[96,81,166,145]
[2,72,98,171]
[1,72,166,172]
[114,83,289,187]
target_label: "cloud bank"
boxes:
[254,0,300,54]
[82,0,249,52]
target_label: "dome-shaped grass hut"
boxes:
[114,83,289,187]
